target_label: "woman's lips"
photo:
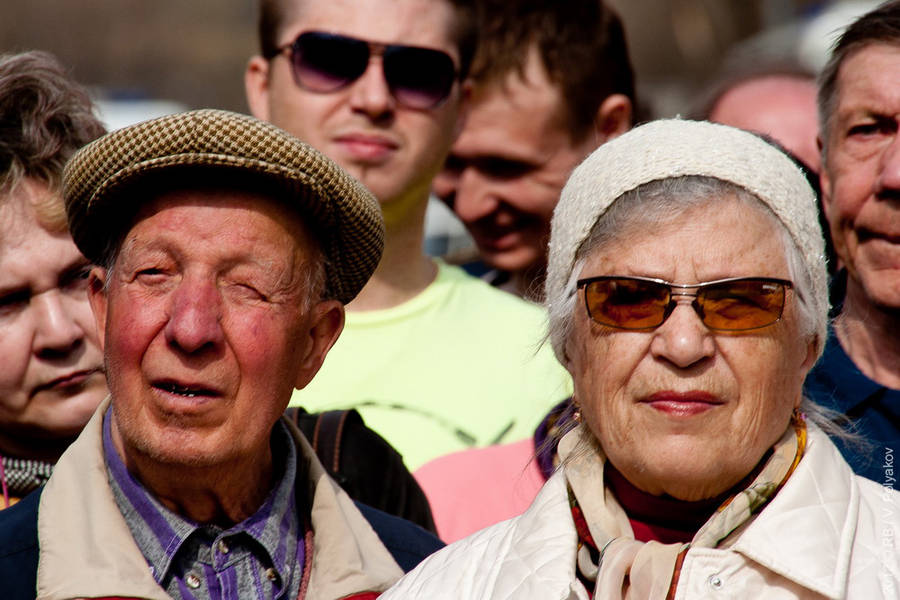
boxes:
[33,368,103,395]
[641,390,725,417]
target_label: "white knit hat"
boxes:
[545,119,828,357]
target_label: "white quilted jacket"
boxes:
[383,427,900,599]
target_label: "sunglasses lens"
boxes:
[384,46,456,109]
[699,280,786,330]
[584,278,670,329]
[292,33,369,92]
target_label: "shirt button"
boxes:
[266,568,279,582]
[707,574,723,590]
[217,539,229,555]
[186,573,202,589]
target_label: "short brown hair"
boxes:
[256,0,477,79]
[818,1,900,149]
[471,0,635,142]
[0,51,105,230]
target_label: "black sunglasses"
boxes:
[267,31,459,110]
[576,276,793,331]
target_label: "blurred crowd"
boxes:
[0,0,897,598]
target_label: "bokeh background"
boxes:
[0,0,879,128]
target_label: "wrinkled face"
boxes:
[433,50,596,273]
[90,189,342,469]
[821,43,900,310]
[567,198,815,501]
[0,179,105,451]
[710,75,820,172]
[246,0,466,218]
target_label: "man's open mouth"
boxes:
[155,381,218,398]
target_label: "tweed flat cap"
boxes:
[63,109,384,304]
[546,119,828,358]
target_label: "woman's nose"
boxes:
[649,299,715,368]
[33,290,84,358]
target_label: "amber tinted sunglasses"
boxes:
[268,31,459,109]
[576,276,792,331]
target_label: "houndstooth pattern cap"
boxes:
[63,109,384,304]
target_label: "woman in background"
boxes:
[0,50,107,507]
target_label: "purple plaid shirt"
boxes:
[103,408,306,600]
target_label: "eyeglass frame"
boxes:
[575,275,794,332]
[265,30,462,109]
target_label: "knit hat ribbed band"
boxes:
[63,109,384,304]
[545,119,828,353]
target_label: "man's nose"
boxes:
[348,58,395,120]
[33,290,84,358]
[649,298,715,369]
[876,132,900,196]
[432,167,459,208]
[452,169,500,224]
[164,276,224,354]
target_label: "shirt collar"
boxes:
[103,407,302,586]
[805,327,885,414]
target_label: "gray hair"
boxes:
[545,119,829,366]
[546,176,821,365]
[817,2,900,157]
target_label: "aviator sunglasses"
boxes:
[576,276,793,331]
[268,31,459,109]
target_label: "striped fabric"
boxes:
[103,409,306,600]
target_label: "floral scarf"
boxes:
[561,415,807,599]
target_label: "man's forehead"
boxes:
[286,0,459,55]
[121,186,314,253]
[835,42,900,108]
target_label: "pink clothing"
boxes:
[414,439,545,543]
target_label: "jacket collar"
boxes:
[499,426,860,600]
[730,425,859,599]
[36,397,402,600]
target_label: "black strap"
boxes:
[311,409,352,473]
[282,406,437,533]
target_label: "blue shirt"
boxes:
[805,328,900,483]
[103,410,306,600]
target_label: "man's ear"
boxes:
[818,142,834,222]
[594,93,632,143]
[87,267,108,352]
[294,300,345,390]
[245,55,272,121]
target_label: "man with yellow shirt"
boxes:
[245,0,571,468]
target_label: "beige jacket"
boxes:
[36,398,403,600]
[383,426,900,599]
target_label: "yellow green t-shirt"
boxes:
[291,262,572,469]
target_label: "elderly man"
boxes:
[245,0,571,469]
[701,66,821,173]
[0,109,440,600]
[433,0,634,300]
[807,2,900,483]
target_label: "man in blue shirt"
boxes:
[811,3,900,483]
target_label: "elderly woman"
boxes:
[383,120,899,598]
